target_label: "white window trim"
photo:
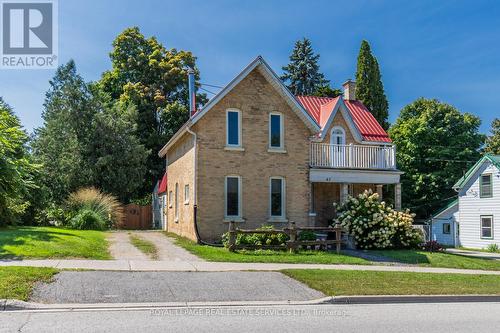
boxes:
[268,176,287,222]
[168,191,173,208]
[480,173,493,198]
[174,183,179,222]
[480,215,494,239]
[442,223,451,235]
[330,126,346,145]
[268,112,285,151]
[224,175,243,221]
[184,184,190,205]
[226,108,242,148]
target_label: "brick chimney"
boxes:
[343,79,356,101]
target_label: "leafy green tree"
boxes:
[389,98,484,218]
[0,98,39,225]
[281,38,329,95]
[485,118,500,154]
[313,85,342,98]
[355,40,389,129]
[99,27,206,193]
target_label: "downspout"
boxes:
[186,127,222,247]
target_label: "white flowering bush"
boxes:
[336,190,422,249]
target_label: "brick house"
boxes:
[158,56,402,242]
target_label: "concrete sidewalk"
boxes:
[446,248,500,261]
[1,259,500,275]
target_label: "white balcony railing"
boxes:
[310,143,396,170]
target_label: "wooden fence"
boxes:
[227,221,346,254]
[117,204,152,230]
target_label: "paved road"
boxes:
[2,302,499,332]
[30,271,323,303]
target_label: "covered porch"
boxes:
[308,168,402,227]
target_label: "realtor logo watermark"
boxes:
[1,0,57,69]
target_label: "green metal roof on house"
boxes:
[453,154,500,190]
[432,198,458,220]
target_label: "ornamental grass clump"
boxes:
[65,187,124,230]
[337,190,422,249]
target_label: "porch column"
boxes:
[395,183,402,211]
[376,185,383,202]
[340,183,349,204]
[308,182,316,226]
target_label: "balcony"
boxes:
[310,143,396,170]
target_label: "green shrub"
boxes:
[65,187,124,229]
[69,208,108,230]
[337,190,422,249]
[222,225,289,248]
[486,243,499,253]
[298,230,317,241]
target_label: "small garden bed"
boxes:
[0,226,111,259]
[283,269,500,295]
[166,233,369,265]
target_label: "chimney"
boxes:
[342,79,356,101]
[188,68,196,117]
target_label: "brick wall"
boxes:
[192,68,313,241]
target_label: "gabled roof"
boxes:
[432,198,458,220]
[453,154,500,190]
[159,56,320,157]
[296,95,391,143]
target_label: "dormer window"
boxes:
[331,126,346,145]
[226,109,241,148]
[269,113,284,150]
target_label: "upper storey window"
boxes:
[269,113,284,150]
[226,109,241,147]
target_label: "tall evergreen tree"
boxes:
[32,61,148,203]
[485,118,500,154]
[281,38,329,95]
[355,40,389,130]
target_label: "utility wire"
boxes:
[199,87,217,95]
[200,83,223,89]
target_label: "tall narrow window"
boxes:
[184,184,190,204]
[174,183,179,221]
[480,174,493,198]
[226,109,241,147]
[168,191,173,208]
[225,176,241,218]
[270,177,285,218]
[481,216,493,239]
[269,113,283,149]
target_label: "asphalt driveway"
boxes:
[30,271,324,303]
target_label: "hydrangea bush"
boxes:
[336,190,422,249]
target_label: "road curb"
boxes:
[0,297,335,312]
[329,295,500,304]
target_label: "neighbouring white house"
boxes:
[431,154,500,249]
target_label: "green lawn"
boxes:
[130,234,159,259]
[0,266,58,301]
[0,227,111,259]
[283,269,500,295]
[166,233,369,265]
[371,250,500,271]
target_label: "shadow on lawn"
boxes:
[0,227,79,259]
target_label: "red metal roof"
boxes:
[296,96,391,143]
[158,173,167,194]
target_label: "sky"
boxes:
[1,0,499,134]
